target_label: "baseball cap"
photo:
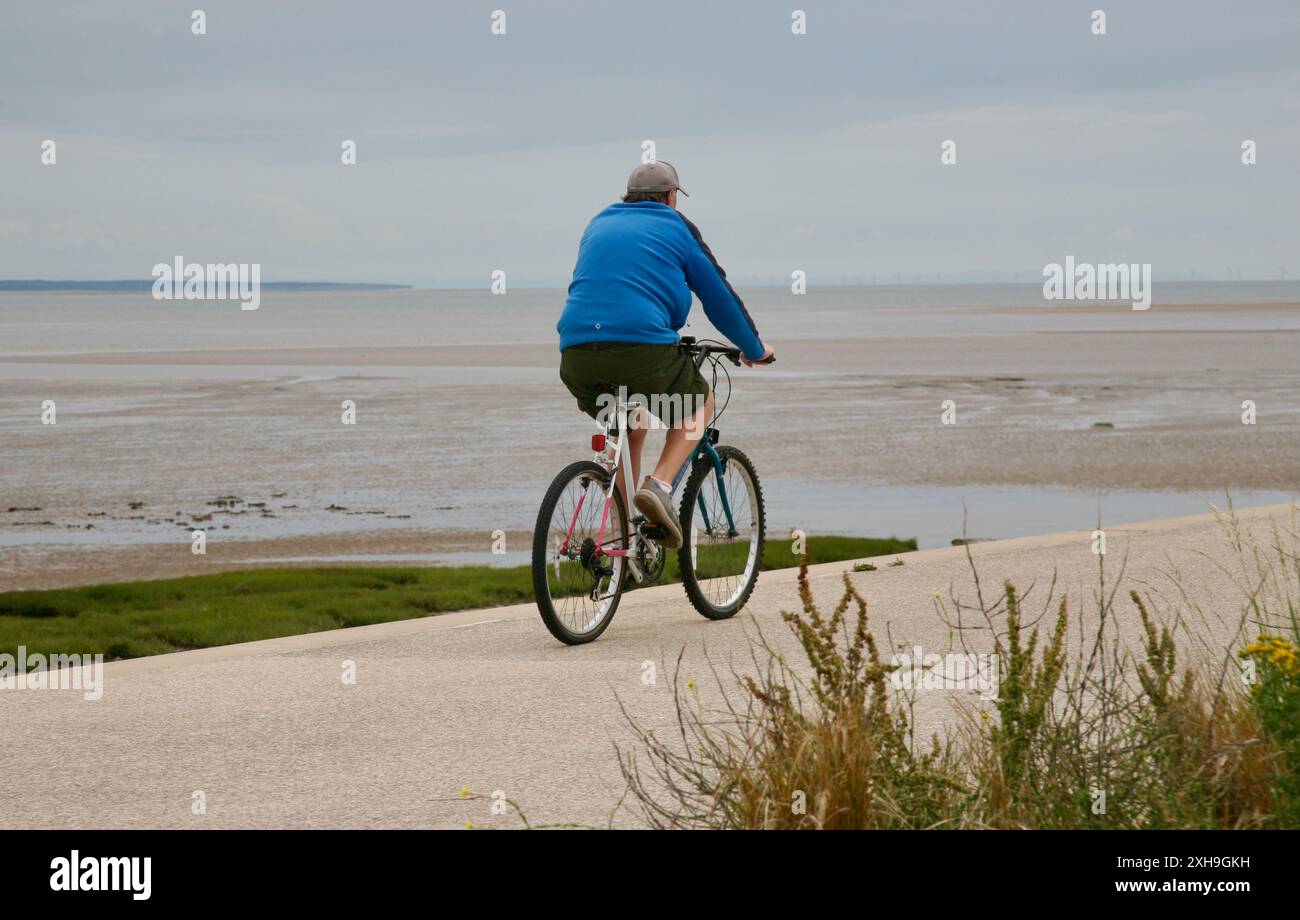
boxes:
[626,160,689,196]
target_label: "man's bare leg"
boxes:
[628,392,712,550]
[651,390,713,484]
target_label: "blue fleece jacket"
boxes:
[557,201,764,361]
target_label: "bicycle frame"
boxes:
[558,341,755,559]
[594,401,638,559]
[556,397,738,560]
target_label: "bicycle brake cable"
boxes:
[691,338,735,428]
[710,353,734,427]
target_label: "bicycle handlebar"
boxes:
[679,336,775,366]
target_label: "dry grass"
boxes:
[617,511,1299,829]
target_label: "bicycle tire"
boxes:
[532,460,629,644]
[677,445,766,620]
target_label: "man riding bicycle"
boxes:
[557,160,774,549]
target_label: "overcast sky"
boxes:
[2,0,1298,287]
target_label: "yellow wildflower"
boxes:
[1241,634,1300,676]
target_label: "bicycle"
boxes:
[532,337,773,645]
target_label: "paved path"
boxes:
[2,502,1294,828]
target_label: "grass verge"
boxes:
[0,534,914,661]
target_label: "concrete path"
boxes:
[2,502,1294,828]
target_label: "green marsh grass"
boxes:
[0,534,914,661]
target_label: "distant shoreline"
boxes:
[0,280,412,292]
[1,279,1295,293]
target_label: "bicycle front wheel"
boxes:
[532,460,629,644]
[677,445,765,620]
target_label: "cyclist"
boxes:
[557,160,774,549]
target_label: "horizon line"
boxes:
[1,276,1297,293]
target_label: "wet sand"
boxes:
[0,529,532,592]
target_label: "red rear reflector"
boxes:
[591,434,606,451]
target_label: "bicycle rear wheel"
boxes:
[532,461,629,644]
[677,445,765,619]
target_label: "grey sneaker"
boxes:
[634,478,683,549]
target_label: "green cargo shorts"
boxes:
[560,341,709,427]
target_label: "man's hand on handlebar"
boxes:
[742,341,776,367]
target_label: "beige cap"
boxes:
[626,160,688,196]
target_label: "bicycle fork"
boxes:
[670,429,738,539]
